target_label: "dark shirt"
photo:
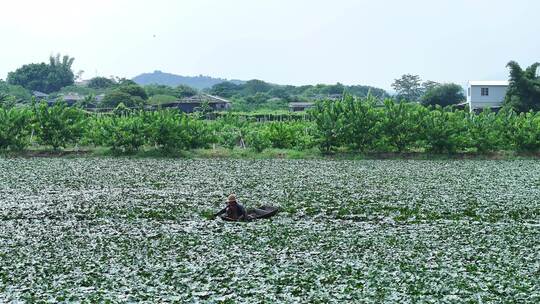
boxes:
[216,202,247,219]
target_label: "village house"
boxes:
[466,81,509,112]
[156,94,231,113]
[288,102,315,112]
[46,93,84,107]
[95,94,105,103]
[61,94,84,106]
[32,91,49,100]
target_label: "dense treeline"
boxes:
[2,97,540,155]
[2,54,390,112]
[4,55,539,113]
[3,72,389,112]
[207,80,389,111]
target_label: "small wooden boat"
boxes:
[220,205,279,222]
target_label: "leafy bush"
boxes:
[34,102,85,150]
[183,118,214,149]
[0,107,33,150]
[340,95,379,152]
[97,114,147,153]
[246,130,271,152]
[220,125,242,150]
[465,110,505,153]
[311,100,344,153]
[265,122,297,149]
[509,112,540,152]
[82,115,105,147]
[147,110,214,150]
[146,111,189,151]
[377,100,423,152]
[420,107,468,153]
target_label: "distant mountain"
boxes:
[132,71,244,90]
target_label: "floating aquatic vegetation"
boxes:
[0,158,539,302]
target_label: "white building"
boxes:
[467,80,509,112]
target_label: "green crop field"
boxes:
[0,158,539,302]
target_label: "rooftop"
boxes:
[32,91,49,97]
[468,80,509,86]
[61,94,84,101]
[171,94,231,104]
[289,102,315,107]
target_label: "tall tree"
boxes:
[7,54,75,93]
[391,74,423,102]
[208,82,240,98]
[421,83,465,107]
[242,80,272,95]
[88,77,116,89]
[504,61,540,112]
[422,80,439,91]
[101,83,148,108]
[49,54,75,69]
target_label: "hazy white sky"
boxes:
[1,0,538,89]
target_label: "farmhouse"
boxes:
[467,81,509,112]
[156,94,231,113]
[32,91,49,100]
[47,93,84,107]
[288,102,315,112]
[61,94,84,106]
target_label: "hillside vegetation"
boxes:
[132,70,244,90]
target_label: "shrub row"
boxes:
[2,99,540,154]
[312,95,540,153]
[0,102,314,153]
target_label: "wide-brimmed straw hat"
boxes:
[227,194,237,203]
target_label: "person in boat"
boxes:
[214,194,247,220]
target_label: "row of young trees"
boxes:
[0,102,314,153]
[312,95,540,153]
[0,103,212,153]
[2,97,540,154]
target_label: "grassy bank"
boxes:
[2,146,540,160]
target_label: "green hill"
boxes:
[132,70,244,90]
